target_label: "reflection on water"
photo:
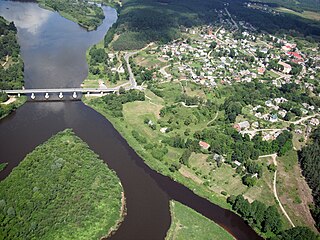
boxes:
[0,1,52,35]
[0,1,118,89]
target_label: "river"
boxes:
[0,1,261,239]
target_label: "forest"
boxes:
[0,16,24,90]
[0,129,122,240]
[299,127,320,230]
[104,0,320,50]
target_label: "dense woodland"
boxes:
[0,16,24,90]
[0,130,122,240]
[299,127,320,230]
[103,0,320,50]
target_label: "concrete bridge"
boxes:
[2,87,125,100]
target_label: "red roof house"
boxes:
[199,141,210,150]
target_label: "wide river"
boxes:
[0,1,262,239]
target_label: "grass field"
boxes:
[276,7,320,21]
[276,150,317,231]
[166,201,234,240]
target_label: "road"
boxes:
[159,65,172,79]
[123,42,154,90]
[124,51,138,89]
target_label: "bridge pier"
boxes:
[72,92,77,99]
[59,92,63,99]
[18,93,20,98]
[45,92,49,99]
[31,93,35,100]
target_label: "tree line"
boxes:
[299,127,320,230]
[228,194,319,239]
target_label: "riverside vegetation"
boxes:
[37,0,106,30]
[0,129,123,240]
[0,16,26,119]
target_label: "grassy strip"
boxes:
[0,96,27,120]
[0,163,7,172]
[0,129,123,240]
[166,200,234,240]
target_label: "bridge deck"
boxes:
[3,88,119,94]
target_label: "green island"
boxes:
[166,201,234,240]
[0,16,26,119]
[37,0,107,31]
[0,129,123,240]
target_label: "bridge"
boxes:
[2,87,127,100]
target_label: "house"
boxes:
[234,160,242,167]
[199,141,210,150]
[258,67,266,75]
[213,153,225,163]
[310,118,320,126]
[287,51,303,60]
[269,114,278,122]
[160,127,168,133]
[233,121,250,131]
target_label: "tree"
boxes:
[250,200,267,228]
[242,174,256,187]
[263,206,282,233]
[274,226,319,240]
[179,149,192,165]
[119,86,125,94]
[210,41,217,49]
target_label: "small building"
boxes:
[213,153,225,163]
[269,114,278,123]
[310,118,320,126]
[234,160,242,167]
[160,127,168,133]
[233,121,250,132]
[257,67,266,75]
[199,141,210,150]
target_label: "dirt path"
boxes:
[207,111,219,126]
[1,55,9,67]
[1,97,17,105]
[272,154,296,227]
